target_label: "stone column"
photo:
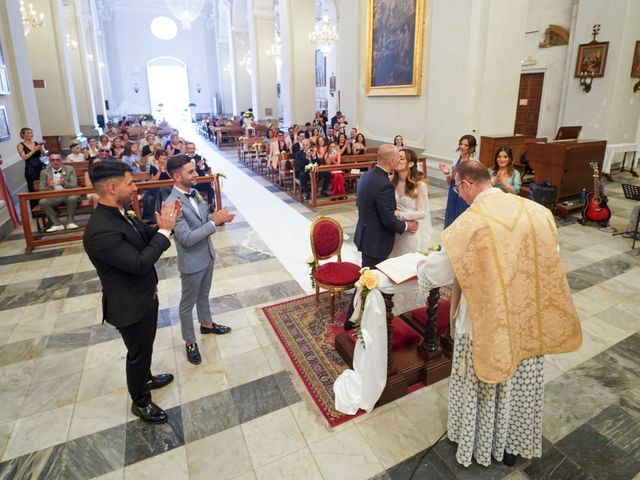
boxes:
[278,0,316,126]
[247,1,277,121]
[25,0,83,145]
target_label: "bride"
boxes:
[389,148,433,257]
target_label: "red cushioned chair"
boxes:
[310,216,361,321]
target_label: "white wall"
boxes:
[102,4,220,118]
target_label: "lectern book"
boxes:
[376,252,426,284]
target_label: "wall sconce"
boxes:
[133,82,139,93]
[578,70,594,93]
[196,83,202,93]
[329,73,336,97]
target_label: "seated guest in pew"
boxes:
[316,135,328,158]
[287,127,296,145]
[185,142,216,212]
[98,146,116,162]
[337,132,352,157]
[304,122,313,138]
[121,132,133,147]
[111,136,125,160]
[85,156,102,208]
[393,135,405,150]
[142,150,172,222]
[489,146,521,195]
[326,126,338,144]
[38,152,80,232]
[291,131,306,156]
[140,134,156,158]
[326,141,345,196]
[85,138,99,161]
[66,142,85,162]
[264,128,276,147]
[166,134,185,156]
[417,160,582,468]
[295,139,328,201]
[269,130,291,170]
[353,133,367,155]
[309,127,321,146]
[122,143,142,173]
[99,134,111,150]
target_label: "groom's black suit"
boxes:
[83,204,170,406]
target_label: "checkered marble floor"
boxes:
[0,134,638,480]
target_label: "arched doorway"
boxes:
[147,57,190,124]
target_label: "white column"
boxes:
[247,2,277,121]
[25,0,83,144]
[279,0,316,126]
[336,0,359,126]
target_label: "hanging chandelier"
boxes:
[308,7,338,55]
[266,34,282,69]
[164,0,206,29]
[20,0,45,36]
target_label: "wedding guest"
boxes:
[166,135,185,156]
[393,135,405,150]
[309,127,320,145]
[269,130,291,170]
[165,155,234,365]
[66,143,85,162]
[316,135,328,158]
[83,162,180,424]
[353,133,367,155]
[17,127,46,209]
[122,143,142,173]
[85,138,100,160]
[439,134,478,228]
[326,141,345,196]
[291,131,306,156]
[85,156,102,208]
[38,152,80,232]
[489,146,522,195]
[99,134,111,150]
[142,150,171,221]
[111,136,125,160]
[337,132,352,157]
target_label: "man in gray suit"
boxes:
[166,155,235,364]
[39,152,80,232]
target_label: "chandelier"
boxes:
[239,52,252,75]
[66,34,78,50]
[308,7,338,55]
[266,34,282,69]
[164,0,206,29]
[20,0,45,36]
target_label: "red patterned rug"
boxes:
[262,290,449,427]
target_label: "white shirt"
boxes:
[66,152,85,162]
[52,170,64,191]
[174,185,213,225]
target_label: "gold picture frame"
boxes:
[365,0,425,96]
[631,40,640,78]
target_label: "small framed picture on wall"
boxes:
[0,41,9,95]
[631,41,640,78]
[0,106,10,141]
[575,41,609,78]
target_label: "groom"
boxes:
[166,155,235,365]
[345,144,418,329]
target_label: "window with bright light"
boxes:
[150,17,177,41]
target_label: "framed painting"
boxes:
[0,40,9,95]
[631,41,640,78]
[574,41,609,78]
[0,106,9,141]
[365,0,425,96]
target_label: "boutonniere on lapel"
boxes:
[194,192,203,203]
[61,170,68,177]
[126,210,137,221]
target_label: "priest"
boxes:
[417,161,582,467]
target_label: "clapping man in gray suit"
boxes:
[166,155,235,364]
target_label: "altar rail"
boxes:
[17,176,221,254]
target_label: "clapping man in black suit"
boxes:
[83,162,182,424]
[345,144,419,329]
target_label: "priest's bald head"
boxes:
[376,144,399,173]
[454,160,492,205]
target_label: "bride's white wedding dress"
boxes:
[389,181,434,313]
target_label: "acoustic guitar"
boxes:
[581,162,612,225]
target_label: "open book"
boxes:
[376,252,426,284]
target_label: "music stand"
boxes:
[612,184,640,249]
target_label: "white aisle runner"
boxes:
[190,126,360,295]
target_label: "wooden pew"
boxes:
[309,160,377,208]
[216,126,244,149]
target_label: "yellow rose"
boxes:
[360,270,378,290]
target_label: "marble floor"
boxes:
[0,131,639,480]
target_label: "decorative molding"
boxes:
[539,24,569,48]
[253,9,276,20]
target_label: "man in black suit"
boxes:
[346,144,419,329]
[295,139,330,201]
[83,162,182,424]
[291,131,306,156]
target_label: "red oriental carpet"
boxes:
[262,289,449,427]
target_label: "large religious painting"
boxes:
[365,0,425,96]
[574,41,609,78]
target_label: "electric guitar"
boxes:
[581,162,612,224]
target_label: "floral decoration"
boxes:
[126,210,137,220]
[351,267,379,349]
[306,257,317,288]
[304,163,319,172]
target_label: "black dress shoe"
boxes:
[200,323,232,335]
[131,402,168,424]
[147,373,174,390]
[502,452,516,467]
[186,343,202,365]
[343,320,356,331]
